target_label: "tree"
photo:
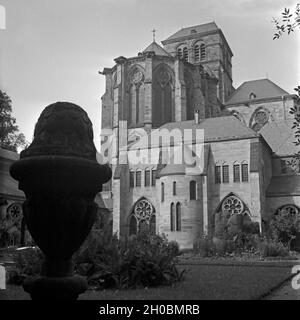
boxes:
[272,4,300,164]
[272,4,300,39]
[0,90,26,152]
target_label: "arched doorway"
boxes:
[129,198,156,236]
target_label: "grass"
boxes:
[2,264,292,300]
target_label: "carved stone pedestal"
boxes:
[10,102,111,300]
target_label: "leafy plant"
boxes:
[75,232,183,290]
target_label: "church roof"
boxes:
[267,175,300,197]
[225,79,290,106]
[260,119,298,157]
[142,41,171,57]
[163,22,219,42]
[159,116,258,143]
[129,116,258,151]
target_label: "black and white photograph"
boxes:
[0,0,300,308]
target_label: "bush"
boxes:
[7,247,43,285]
[75,233,183,290]
[193,236,216,257]
[258,240,289,257]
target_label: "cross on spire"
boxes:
[151,28,157,42]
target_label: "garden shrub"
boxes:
[7,246,43,285]
[258,239,289,257]
[74,232,183,290]
[269,210,300,250]
[193,236,216,257]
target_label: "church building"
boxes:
[100,22,300,249]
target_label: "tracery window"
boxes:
[250,108,269,132]
[222,195,244,215]
[153,66,174,127]
[129,199,155,235]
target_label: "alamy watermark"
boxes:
[99,121,205,170]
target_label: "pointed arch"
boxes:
[215,192,250,216]
[127,65,145,126]
[170,202,175,231]
[152,64,175,127]
[128,197,156,236]
[249,107,270,132]
[176,202,182,231]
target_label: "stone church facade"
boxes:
[100,22,300,249]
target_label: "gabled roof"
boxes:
[163,22,219,42]
[225,79,290,105]
[260,119,298,157]
[142,41,171,57]
[129,116,258,151]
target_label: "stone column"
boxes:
[174,59,186,122]
[144,52,154,133]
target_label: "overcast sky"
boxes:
[0,0,299,150]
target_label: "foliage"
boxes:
[272,4,300,39]
[193,232,292,258]
[273,5,300,163]
[269,208,300,248]
[7,247,43,285]
[74,232,183,290]
[0,90,26,152]
[257,239,289,258]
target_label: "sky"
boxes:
[0,0,299,151]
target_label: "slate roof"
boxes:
[225,79,290,105]
[267,176,300,197]
[143,41,171,57]
[260,119,298,157]
[163,22,219,42]
[129,116,258,150]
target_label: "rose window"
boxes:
[134,199,153,221]
[277,205,299,216]
[254,110,269,125]
[6,204,22,226]
[222,196,244,215]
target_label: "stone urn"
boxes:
[10,102,111,300]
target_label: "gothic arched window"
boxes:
[183,47,188,61]
[222,195,244,215]
[130,198,156,235]
[241,161,249,182]
[129,215,137,235]
[200,44,206,61]
[153,66,174,127]
[233,162,240,182]
[190,181,197,200]
[170,203,175,231]
[194,44,200,62]
[249,107,270,132]
[176,203,182,231]
[161,182,165,202]
[128,67,145,126]
[173,181,176,196]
